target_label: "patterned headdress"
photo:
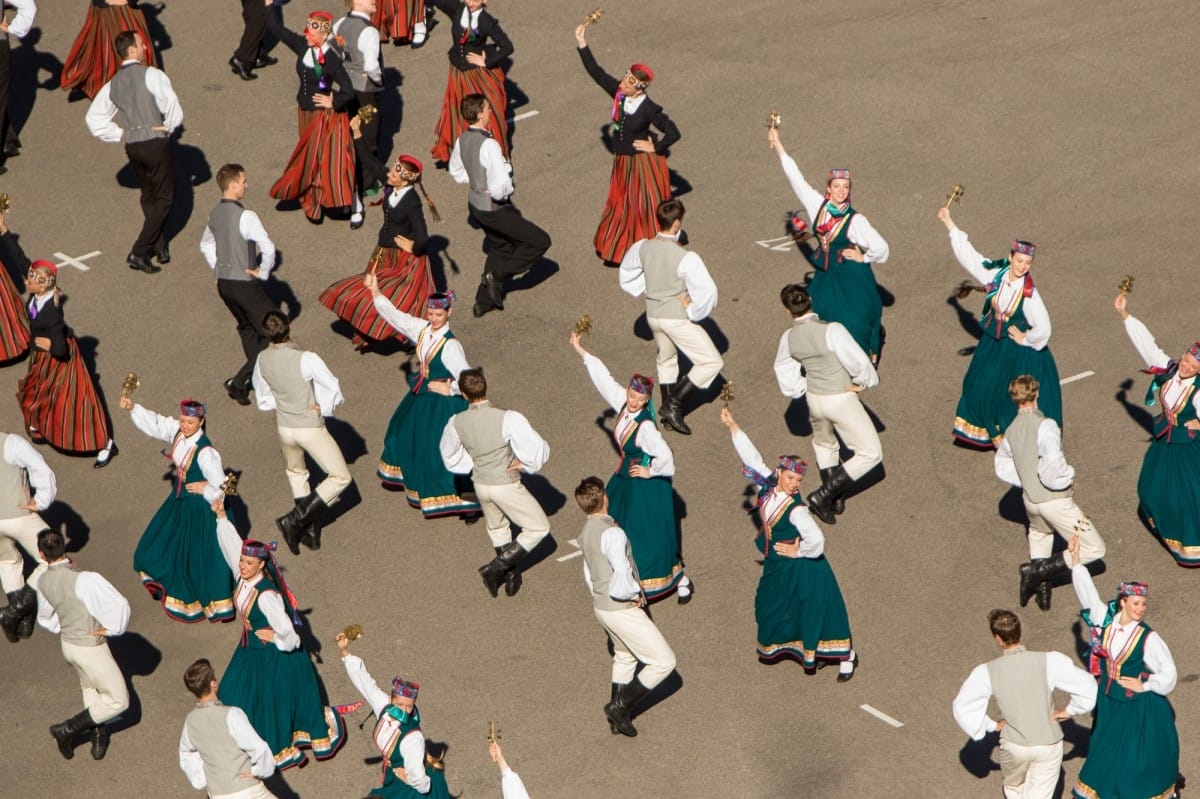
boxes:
[29,259,57,278]
[778,456,808,477]
[628,373,654,395]
[396,155,423,181]
[828,168,852,182]
[180,399,206,418]
[391,677,419,699]
[308,10,334,23]
[628,63,653,87]
[1187,342,1200,361]
[1012,240,1037,258]
[240,539,303,625]
[427,291,455,310]
[1117,580,1148,598]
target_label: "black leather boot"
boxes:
[1035,580,1053,611]
[1019,552,1071,609]
[90,723,111,760]
[276,502,308,556]
[818,467,846,515]
[50,709,95,760]
[658,377,696,435]
[504,562,523,597]
[478,542,526,598]
[604,679,650,737]
[0,584,36,643]
[806,465,852,525]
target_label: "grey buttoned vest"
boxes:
[337,14,380,94]
[986,647,1062,747]
[1005,408,1071,504]
[787,319,851,396]
[256,345,321,429]
[641,238,688,320]
[580,515,639,611]
[459,128,500,211]
[452,402,515,485]
[109,63,166,144]
[208,201,254,282]
[185,703,256,798]
[38,564,101,646]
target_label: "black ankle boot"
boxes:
[604,679,650,737]
[1019,552,1071,608]
[90,723,111,760]
[50,709,95,760]
[658,377,696,435]
[818,467,846,515]
[479,542,526,597]
[806,465,852,525]
[0,584,36,643]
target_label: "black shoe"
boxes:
[483,273,505,309]
[806,465,853,526]
[837,654,859,683]
[3,142,18,158]
[126,253,161,274]
[1035,580,1053,611]
[818,467,846,515]
[604,679,649,737]
[350,213,365,230]
[276,508,306,555]
[677,577,694,605]
[472,303,499,318]
[93,441,118,469]
[50,710,94,760]
[479,541,526,597]
[90,724,110,760]
[0,585,36,643]
[223,378,252,406]
[1019,553,1071,607]
[155,243,170,265]
[658,377,697,435]
[503,566,523,597]
[228,56,257,81]
[253,54,279,68]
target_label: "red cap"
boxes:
[308,10,334,21]
[397,155,423,176]
[30,259,57,277]
[630,63,654,82]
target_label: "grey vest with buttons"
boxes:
[1005,408,1071,504]
[641,238,688,320]
[337,14,380,94]
[787,319,850,396]
[0,432,29,521]
[580,515,639,611]
[986,648,1062,747]
[185,703,256,798]
[109,63,166,144]
[208,201,254,282]
[459,128,499,211]
[256,345,321,429]
[452,403,514,485]
[38,564,101,647]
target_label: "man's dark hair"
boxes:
[183,659,216,698]
[37,528,66,561]
[114,30,139,58]
[263,311,290,344]
[574,476,607,514]
[988,609,1021,646]
[459,368,488,402]
[779,284,812,317]
[216,164,245,193]
[459,94,487,124]
[656,198,685,231]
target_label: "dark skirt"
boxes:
[61,5,158,100]
[953,334,1062,447]
[431,64,508,163]
[318,249,433,347]
[372,0,422,43]
[605,472,683,600]
[755,554,852,668]
[808,261,883,360]
[270,108,355,221]
[594,152,671,265]
[1137,432,1200,566]
[17,340,110,453]
[1072,690,1179,799]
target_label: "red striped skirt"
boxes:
[0,270,29,362]
[18,340,110,453]
[595,153,671,264]
[269,109,355,221]
[61,5,158,100]
[318,248,432,345]
[431,65,508,163]
[372,0,421,42]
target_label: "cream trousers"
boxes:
[647,316,723,389]
[0,511,47,592]
[277,425,352,505]
[1024,496,1105,562]
[61,639,129,723]
[594,605,676,688]
[806,391,883,479]
[475,480,550,551]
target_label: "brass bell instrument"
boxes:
[121,372,140,398]
[1118,275,1134,296]
[0,193,11,213]
[583,8,603,27]
[944,184,964,210]
[221,469,240,497]
[574,315,592,337]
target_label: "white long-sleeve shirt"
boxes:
[199,207,277,279]
[580,514,642,601]
[1072,564,1176,695]
[994,411,1075,492]
[501,768,533,799]
[617,235,718,322]
[730,429,825,556]
[439,402,550,476]
[372,295,469,394]
[334,12,383,85]
[581,352,674,477]
[178,701,275,794]
[951,648,1097,740]
[1123,314,1200,417]
[215,518,298,652]
[252,348,344,418]
[130,404,226,503]
[85,60,183,143]
[3,0,36,39]
[777,153,889,264]
[341,653,431,793]
[33,559,130,636]
[448,127,514,201]
[947,227,1051,351]
[3,432,55,512]
[773,314,879,399]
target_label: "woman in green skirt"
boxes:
[721,408,857,681]
[769,128,890,363]
[570,332,692,603]
[214,502,347,770]
[366,273,480,520]
[1068,539,1179,799]
[939,206,1061,448]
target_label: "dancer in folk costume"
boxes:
[769,128,889,362]
[0,222,116,466]
[337,631,453,799]
[0,0,37,170]
[0,430,54,644]
[1068,539,1180,799]
[214,501,348,770]
[366,273,480,519]
[575,24,679,266]
[334,0,384,229]
[319,116,436,350]
[265,3,357,223]
[373,0,431,48]
[229,0,280,80]
[720,409,857,680]
[121,393,234,623]
[1115,291,1200,566]
[938,206,1061,448]
[0,206,32,361]
[569,332,693,604]
[61,0,158,101]
[428,0,512,163]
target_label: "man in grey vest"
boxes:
[200,163,278,406]
[996,375,1106,611]
[335,0,384,229]
[85,29,182,274]
[575,476,676,738]
[0,429,55,643]
[33,528,130,761]
[448,93,551,318]
[952,609,1096,799]
[0,0,36,171]
[179,658,275,798]
[254,312,351,556]
[618,198,723,436]
[441,368,550,597]
[774,283,882,524]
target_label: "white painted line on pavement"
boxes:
[556,538,582,562]
[859,704,904,728]
[509,110,540,123]
[754,235,795,253]
[53,250,101,272]
[1059,370,1095,386]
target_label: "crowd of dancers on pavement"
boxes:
[0,1,1189,798]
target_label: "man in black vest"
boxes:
[199,163,278,406]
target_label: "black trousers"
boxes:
[234,0,270,63]
[217,278,277,389]
[124,137,175,257]
[467,203,552,310]
[0,38,18,151]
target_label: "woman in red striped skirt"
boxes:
[575,25,680,266]
[265,5,357,223]
[320,117,436,350]
[373,0,429,47]
[61,0,158,100]
[428,0,513,163]
[0,213,30,363]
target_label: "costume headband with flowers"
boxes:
[29,259,58,278]
[1188,342,1200,360]
[391,677,419,699]
[240,539,303,625]
[828,168,851,181]
[1118,580,1148,598]
[180,399,206,418]
[427,291,455,310]
[628,373,654,394]
[777,456,808,477]
[1012,240,1036,258]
